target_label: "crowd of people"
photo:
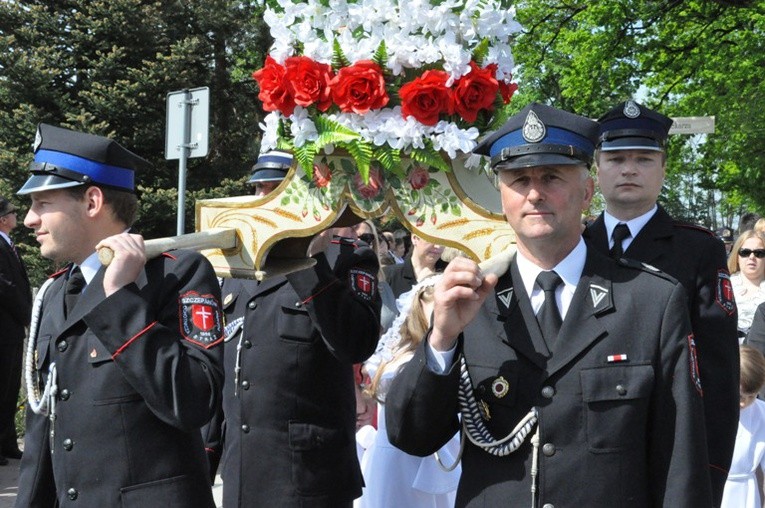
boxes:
[2,99,765,507]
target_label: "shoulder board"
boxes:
[48,266,69,279]
[673,221,715,237]
[617,257,678,284]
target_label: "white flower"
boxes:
[258,0,521,161]
[289,107,319,147]
[259,112,282,152]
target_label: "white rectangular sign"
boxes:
[165,87,210,160]
[669,116,715,135]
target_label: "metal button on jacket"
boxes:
[59,389,71,401]
[241,424,250,433]
[67,488,78,500]
[243,340,252,349]
[542,443,556,456]
[57,340,68,352]
[241,380,250,390]
[63,438,73,451]
[616,384,628,396]
[541,386,555,399]
[248,301,257,310]
[542,504,554,508]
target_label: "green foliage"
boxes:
[512,0,765,227]
[0,0,268,283]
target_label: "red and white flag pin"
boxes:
[607,354,628,363]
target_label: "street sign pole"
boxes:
[166,87,210,235]
[177,90,192,235]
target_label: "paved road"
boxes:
[0,441,223,508]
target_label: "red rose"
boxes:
[252,56,296,116]
[499,81,518,105]
[285,56,333,111]
[407,165,430,190]
[313,163,332,188]
[399,70,453,126]
[330,61,389,114]
[453,61,499,122]
[353,166,384,199]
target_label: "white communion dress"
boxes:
[355,352,461,508]
[722,398,765,508]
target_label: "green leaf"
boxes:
[409,146,451,172]
[332,39,351,69]
[373,145,403,176]
[472,38,490,66]
[294,143,318,179]
[346,140,374,183]
[373,40,389,72]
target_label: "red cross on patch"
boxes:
[349,269,376,301]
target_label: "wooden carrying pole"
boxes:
[97,228,316,281]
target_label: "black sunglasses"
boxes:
[738,248,765,258]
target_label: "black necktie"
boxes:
[64,267,86,318]
[610,223,631,259]
[536,270,563,348]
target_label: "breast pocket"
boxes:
[580,364,654,452]
[87,334,141,404]
[278,304,315,343]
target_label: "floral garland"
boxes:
[253,0,522,181]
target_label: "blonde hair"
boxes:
[741,345,765,395]
[755,218,765,235]
[728,229,765,273]
[366,283,435,401]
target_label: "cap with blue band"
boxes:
[18,123,149,195]
[474,102,599,171]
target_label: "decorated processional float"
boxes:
[192,0,524,280]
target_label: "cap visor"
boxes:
[17,174,85,195]
[600,137,663,152]
[247,168,288,184]
[494,153,587,171]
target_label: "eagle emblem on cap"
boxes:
[623,100,641,119]
[33,126,42,152]
[522,110,546,143]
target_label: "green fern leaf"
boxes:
[294,143,318,179]
[346,141,374,183]
[409,145,451,173]
[373,40,388,71]
[373,146,404,177]
[472,38,490,66]
[332,39,351,69]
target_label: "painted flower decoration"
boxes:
[253,0,522,181]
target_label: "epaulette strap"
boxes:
[674,221,715,237]
[616,257,678,283]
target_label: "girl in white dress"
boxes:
[356,277,461,508]
[722,346,765,508]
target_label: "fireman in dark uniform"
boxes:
[385,103,713,507]
[215,150,382,507]
[584,100,739,506]
[15,124,223,507]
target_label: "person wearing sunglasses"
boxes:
[728,229,765,339]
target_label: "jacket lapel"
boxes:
[499,261,551,368]
[62,267,107,330]
[546,251,613,376]
[583,214,609,253]
[621,206,674,265]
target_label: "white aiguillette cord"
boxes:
[433,246,542,507]
[24,278,59,451]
